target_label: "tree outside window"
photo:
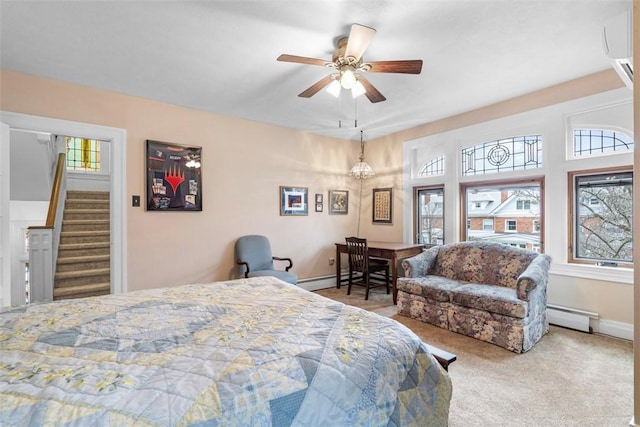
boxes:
[570,167,632,265]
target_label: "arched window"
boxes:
[573,129,633,157]
[418,155,445,177]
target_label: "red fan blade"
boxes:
[367,60,423,74]
[344,24,376,61]
[298,75,334,98]
[357,75,386,103]
[277,54,331,67]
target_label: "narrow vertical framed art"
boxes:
[372,187,392,224]
[328,190,349,215]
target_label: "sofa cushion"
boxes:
[449,284,528,318]
[397,276,462,302]
[431,242,538,288]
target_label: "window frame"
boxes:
[568,165,633,267]
[413,185,445,245]
[571,128,634,159]
[460,176,545,252]
[66,136,102,173]
[505,219,517,232]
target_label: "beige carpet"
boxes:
[315,286,633,427]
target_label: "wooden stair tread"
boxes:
[59,241,110,249]
[57,254,110,264]
[63,219,109,223]
[53,282,110,298]
[55,267,110,280]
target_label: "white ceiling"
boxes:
[0,0,631,142]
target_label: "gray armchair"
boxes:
[235,235,297,284]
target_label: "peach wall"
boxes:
[1,70,370,290]
[1,68,630,314]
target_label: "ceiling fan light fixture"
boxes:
[340,67,357,89]
[352,80,366,98]
[326,79,341,97]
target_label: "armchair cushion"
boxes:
[235,235,297,285]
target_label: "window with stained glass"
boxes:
[418,155,445,177]
[66,137,101,172]
[573,129,633,157]
[461,135,542,176]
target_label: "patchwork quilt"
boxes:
[0,276,451,426]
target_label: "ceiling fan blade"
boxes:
[367,60,423,74]
[357,75,386,103]
[298,75,334,98]
[344,24,376,61]
[277,54,330,67]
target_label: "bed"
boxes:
[0,276,452,426]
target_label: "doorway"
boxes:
[0,111,127,306]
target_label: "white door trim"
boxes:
[0,122,11,306]
[0,111,127,299]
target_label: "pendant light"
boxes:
[350,130,375,179]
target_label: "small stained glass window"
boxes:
[461,135,542,176]
[66,137,101,172]
[573,129,633,157]
[418,155,445,177]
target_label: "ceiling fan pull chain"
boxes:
[354,97,358,128]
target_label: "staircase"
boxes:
[54,190,111,300]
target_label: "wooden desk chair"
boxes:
[345,237,390,300]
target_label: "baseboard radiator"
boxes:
[547,304,597,333]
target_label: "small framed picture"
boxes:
[280,186,308,216]
[315,193,323,203]
[373,187,392,224]
[329,190,349,215]
[315,203,323,212]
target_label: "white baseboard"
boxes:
[297,275,336,292]
[591,318,633,341]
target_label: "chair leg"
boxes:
[364,272,370,300]
[385,267,390,294]
[347,271,352,296]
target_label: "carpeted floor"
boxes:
[315,286,634,427]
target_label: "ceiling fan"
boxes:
[277,24,422,103]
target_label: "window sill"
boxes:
[550,263,633,285]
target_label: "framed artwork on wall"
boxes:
[146,140,202,211]
[329,190,349,215]
[373,187,393,224]
[280,186,308,216]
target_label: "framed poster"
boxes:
[280,186,308,216]
[329,190,349,215]
[146,140,202,211]
[373,187,392,223]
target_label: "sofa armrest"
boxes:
[401,246,439,278]
[516,254,552,300]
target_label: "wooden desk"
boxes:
[335,241,424,304]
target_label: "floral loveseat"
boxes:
[398,242,551,353]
